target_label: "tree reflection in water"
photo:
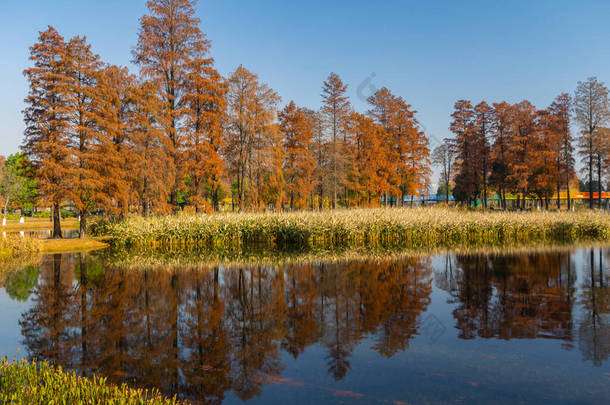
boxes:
[19,254,432,402]
[17,247,609,402]
[436,251,577,343]
[578,249,610,366]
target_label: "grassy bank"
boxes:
[41,237,109,253]
[93,208,610,251]
[0,236,108,259]
[0,357,182,404]
[1,218,79,232]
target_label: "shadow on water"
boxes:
[1,245,609,404]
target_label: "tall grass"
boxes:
[0,236,41,260]
[0,357,182,404]
[93,207,610,252]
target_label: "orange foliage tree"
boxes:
[23,27,73,237]
[182,53,227,212]
[225,66,281,211]
[321,73,351,209]
[279,102,315,210]
[133,0,211,208]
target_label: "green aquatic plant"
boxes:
[0,357,183,404]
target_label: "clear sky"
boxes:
[2,0,610,170]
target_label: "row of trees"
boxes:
[21,0,430,238]
[434,78,610,209]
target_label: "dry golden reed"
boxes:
[94,207,610,252]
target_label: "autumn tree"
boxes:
[62,35,107,238]
[303,108,327,210]
[95,65,137,216]
[225,65,281,211]
[490,101,512,209]
[279,102,315,209]
[598,128,610,195]
[593,127,610,206]
[549,93,574,209]
[133,0,210,208]
[431,139,455,203]
[506,101,537,209]
[321,73,351,208]
[450,100,480,205]
[473,102,492,208]
[573,77,610,209]
[350,112,391,206]
[128,81,174,215]
[368,87,430,205]
[22,27,72,238]
[528,109,560,209]
[182,52,227,211]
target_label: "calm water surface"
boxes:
[3,229,79,239]
[0,246,609,404]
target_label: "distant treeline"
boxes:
[434,79,610,210]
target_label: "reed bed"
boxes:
[0,357,183,405]
[93,208,610,252]
[0,236,41,260]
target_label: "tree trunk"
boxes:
[318,185,323,211]
[556,179,561,210]
[597,154,602,209]
[482,161,487,209]
[52,200,62,239]
[588,144,593,209]
[79,211,87,239]
[566,173,571,211]
[3,197,9,225]
[212,185,220,212]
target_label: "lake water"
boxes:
[3,229,79,239]
[0,246,608,404]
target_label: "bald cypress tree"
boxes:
[183,50,227,212]
[321,73,351,209]
[133,0,211,208]
[23,27,72,238]
[63,35,104,238]
[573,77,610,209]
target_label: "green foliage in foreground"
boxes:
[92,208,610,252]
[0,357,182,405]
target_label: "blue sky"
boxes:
[2,0,610,178]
